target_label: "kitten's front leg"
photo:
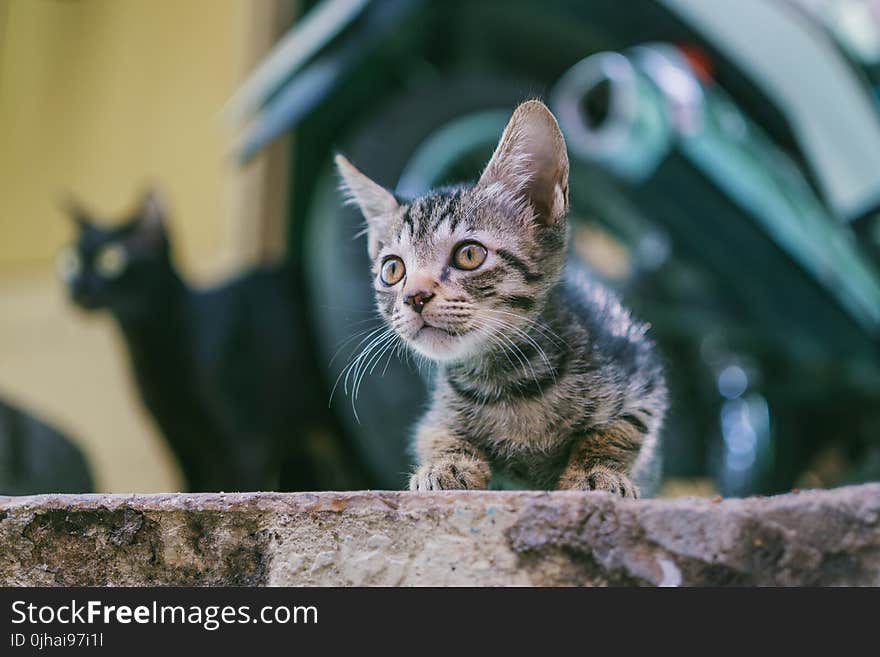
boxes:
[558,418,643,498]
[409,425,491,491]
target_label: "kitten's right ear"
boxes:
[335,154,400,258]
[477,100,569,225]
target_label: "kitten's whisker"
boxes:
[329,326,392,406]
[482,308,566,347]
[482,307,565,346]
[339,327,388,381]
[348,330,393,396]
[349,331,397,422]
[475,320,519,377]
[316,305,382,315]
[476,317,538,389]
[330,346,367,405]
[479,311,557,383]
[381,337,402,377]
[328,324,386,367]
[501,321,556,381]
[366,334,399,383]
[476,315,545,393]
[492,326,533,382]
[356,332,398,401]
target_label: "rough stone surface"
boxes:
[1,485,878,586]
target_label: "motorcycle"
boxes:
[230,0,880,495]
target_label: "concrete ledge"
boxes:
[1,485,878,586]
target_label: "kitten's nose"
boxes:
[404,290,435,314]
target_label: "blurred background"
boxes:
[1,0,879,497]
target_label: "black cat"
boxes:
[0,396,93,495]
[58,189,359,492]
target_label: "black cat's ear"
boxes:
[477,100,569,225]
[57,192,91,230]
[335,154,400,259]
[133,187,168,248]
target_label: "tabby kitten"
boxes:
[336,100,666,496]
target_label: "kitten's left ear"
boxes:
[335,154,400,258]
[478,100,569,225]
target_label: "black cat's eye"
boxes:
[451,241,488,271]
[95,243,129,279]
[380,255,406,286]
[55,247,81,282]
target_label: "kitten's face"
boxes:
[338,100,570,362]
[57,190,171,315]
[369,188,565,361]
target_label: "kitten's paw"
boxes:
[409,457,490,491]
[560,466,639,498]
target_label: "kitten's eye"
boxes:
[452,241,487,271]
[55,247,81,282]
[95,243,129,279]
[380,256,405,286]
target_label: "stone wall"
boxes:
[1,485,878,586]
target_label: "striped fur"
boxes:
[336,100,667,496]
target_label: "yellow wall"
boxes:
[0,0,281,492]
